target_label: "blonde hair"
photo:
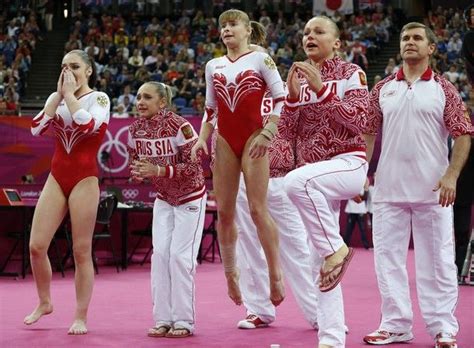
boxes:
[250,21,266,45]
[308,16,340,38]
[218,9,249,27]
[143,81,173,106]
[219,10,267,46]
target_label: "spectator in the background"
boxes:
[43,0,54,32]
[4,79,19,103]
[212,42,225,57]
[190,91,205,113]
[351,39,369,71]
[114,28,129,47]
[384,57,399,76]
[85,41,99,60]
[116,42,130,62]
[436,35,448,55]
[444,64,460,84]
[343,189,370,250]
[178,78,195,102]
[447,33,462,61]
[5,88,19,114]
[65,33,83,52]
[144,48,159,70]
[128,48,144,69]
[116,65,132,85]
[98,76,115,98]
[146,16,161,33]
[7,19,20,38]
[373,74,382,85]
[134,66,150,87]
[122,95,134,114]
[143,30,158,51]
[112,104,129,118]
[95,43,110,66]
[117,84,135,106]
[0,95,8,114]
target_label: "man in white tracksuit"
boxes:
[363,23,473,347]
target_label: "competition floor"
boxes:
[1,249,472,347]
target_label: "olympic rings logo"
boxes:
[122,188,139,200]
[98,126,130,173]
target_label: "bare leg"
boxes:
[67,177,99,335]
[242,133,284,306]
[213,135,242,305]
[24,175,67,325]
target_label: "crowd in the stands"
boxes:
[0,1,471,117]
[0,1,46,114]
[66,1,398,117]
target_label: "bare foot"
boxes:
[68,319,88,335]
[23,303,53,325]
[319,344,333,348]
[225,269,242,305]
[319,244,352,290]
[148,325,170,337]
[270,278,285,306]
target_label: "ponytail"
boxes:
[145,81,173,106]
[250,21,267,46]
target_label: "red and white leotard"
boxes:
[280,56,368,166]
[31,91,110,197]
[203,51,286,158]
[127,109,205,206]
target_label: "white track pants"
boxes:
[284,153,368,257]
[151,194,207,332]
[373,202,459,337]
[236,176,346,347]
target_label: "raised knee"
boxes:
[283,172,302,201]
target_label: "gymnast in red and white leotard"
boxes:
[25,50,110,335]
[191,10,286,308]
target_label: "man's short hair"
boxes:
[400,22,437,45]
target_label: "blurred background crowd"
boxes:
[0,0,472,117]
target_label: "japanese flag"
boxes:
[313,0,354,15]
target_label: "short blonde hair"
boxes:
[218,9,249,27]
[308,16,340,38]
[219,9,263,45]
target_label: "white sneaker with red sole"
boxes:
[363,330,414,345]
[435,333,457,348]
[237,314,269,329]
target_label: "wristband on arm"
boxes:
[259,121,278,141]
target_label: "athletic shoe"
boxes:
[435,333,457,348]
[363,330,414,345]
[237,314,268,329]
